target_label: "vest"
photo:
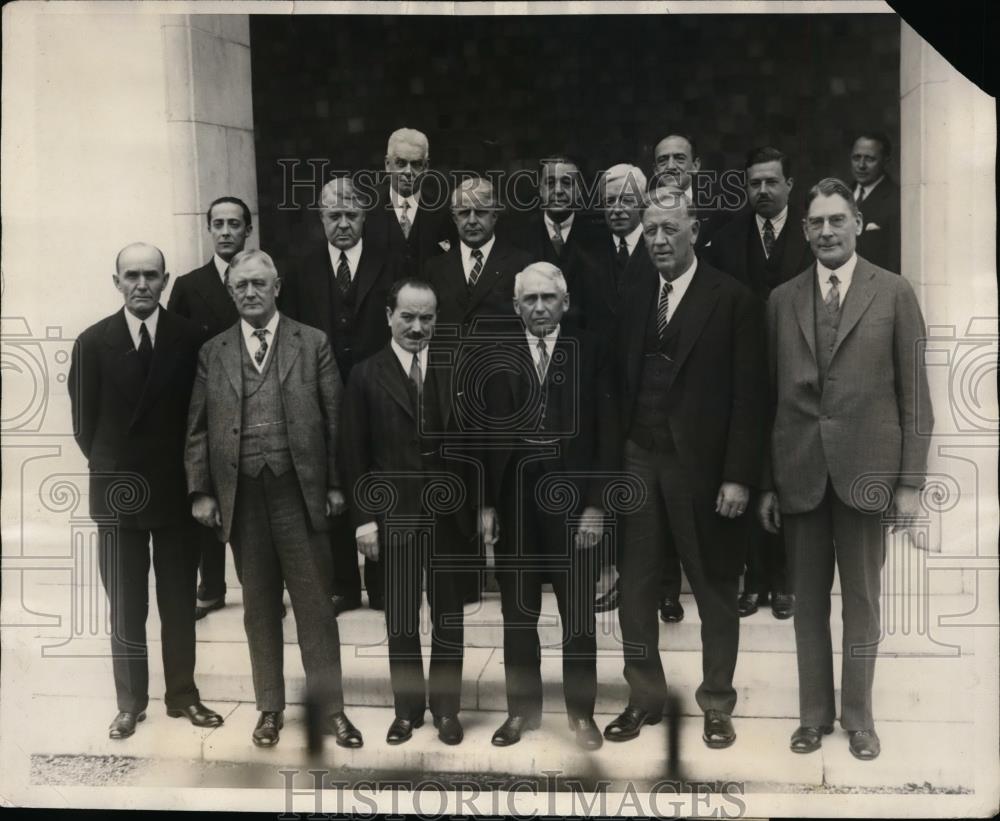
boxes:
[329,258,360,379]
[814,276,842,386]
[239,333,294,478]
[746,218,789,294]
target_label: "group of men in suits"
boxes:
[71,124,923,760]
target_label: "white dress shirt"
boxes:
[213,254,229,284]
[327,239,364,281]
[614,223,644,257]
[526,324,560,380]
[240,311,280,372]
[854,175,885,204]
[544,212,574,243]
[460,235,496,283]
[659,256,698,325]
[816,253,858,302]
[755,206,788,255]
[390,188,420,228]
[124,305,160,350]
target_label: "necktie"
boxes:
[535,336,550,383]
[137,322,153,374]
[399,200,412,239]
[252,328,269,366]
[222,264,230,287]
[336,252,351,296]
[550,221,565,257]
[614,236,629,292]
[656,281,673,341]
[825,274,841,314]
[408,352,423,398]
[468,248,484,289]
[762,219,776,259]
[856,187,866,206]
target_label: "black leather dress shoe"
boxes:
[568,716,603,750]
[108,710,145,739]
[658,597,684,623]
[332,594,361,617]
[594,580,620,613]
[386,716,423,745]
[194,598,225,620]
[491,715,540,747]
[603,705,661,742]
[848,728,881,760]
[167,701,224,727]
[737,592,765,617]
[434,714,464,745]
[789,724,833,754]
[252,711,283,747]
[703,709,736,748]
[771,593,795,620]
[326,711,364,748]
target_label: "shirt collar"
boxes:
[213,254,230,283]
[614,223,644,254]
[390,339,428,375]
[525,323,560,347]
[659,255,699,292]
[756,206,788,236]
[123,305,160,347]
[328,238,364,276]
[390,187,420,211]
[241,310,280,344]
[817,252,858,290]
[543,212,574,239]
[857,175,885,199]
[460,235,496,268]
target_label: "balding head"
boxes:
[113,242,168,320]
[451,178,499,249]
[115,242,165,276]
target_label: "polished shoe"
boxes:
[326,711,364,748]
[771,593,795,620]
[331,594,361,617]
[108,710,145,740]
[568,716,603,750]
[737,592,765,617]
[386,716,423,745]
[367,593,385,611]
[433,714,464,745]
[593,580,620,613]
[167,701,224,727]
[491,714,540,747]
[194,598,225,620]
[603,705,661,742]
[252,711,283,747]
[789,724,833,754]
[703,709,736,749]
[658,597,684,623]
[848,728,881,760]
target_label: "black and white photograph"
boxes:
[1,1,997,817]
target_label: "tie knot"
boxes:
[253,328,269,341]
[763,218,774,230]
[618,236,628,251]
[471,249,483,261]
[661,281,674,294]
[829,274,840,287]
[139,322,150,337]
[401,199,409,213]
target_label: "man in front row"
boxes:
[482,262,617,751]
[185,249,363,749]
[607,189,766,749]
[340,279,471,746]
[760,178,932,761]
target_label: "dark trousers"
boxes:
[784,482,885,730]
[661,528,683,599]
[196,527,227,605]
[330,511,382,601]
[497,461,598,720]
[743,515,789,597]
[382,518,465,720]
[620,439,740,715]
[230,466,345,713]
[97,523,201,713]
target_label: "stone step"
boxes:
[23,694,975,791]
[27,635,976,722]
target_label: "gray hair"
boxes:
[386,127,429,157]
[805,177,859,216]
[645,184,694,219]
[228,248,278,278]
[514,261,568,299]
[451,177,498,210]
[320,176,363,209]
[601,163,648,196]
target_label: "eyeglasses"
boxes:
[805,215,851,231]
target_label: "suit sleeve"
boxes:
[167,277,189,318]
[338,365,373,529]
[277,266,298,319]
[185,342,214,497]
[893,280,933,486]
[759,293,779,491]
[722,287,768,487]
[316,333,344,490]
[68,334,99,461]
[587,338,621,508]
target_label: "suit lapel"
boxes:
[623,267,657,394]
[794,266,819,364]
[663,264,720,394]
[466,241,508,315]
[192,262,237,326]
[352,246,381,314]
[428,348,453,431]
[276,316,302,383]
[131,309,183,427]
[377,347,415,420]
[103,309,146,409]
[830,262,877,360]
[508,336,534,414]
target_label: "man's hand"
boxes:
[892,486,923,545]
[480,507,500,548]
[574,506,605,549]
[356,529,380,561]
[326,489,347,517]
[716,482,750,519]
[758,491,782,534]
[192,494,222,529]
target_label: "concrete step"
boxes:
[23,694,975,791]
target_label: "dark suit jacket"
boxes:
[363,181,456,279]
[424,238,533,334]
[704,209,814,298]
[483,327,619,526]
[278,241,399,382]
[855,176,901,274]
[764,256,932,514]
[185,315,344,542]
[166,260,239,339]
[577,229,659,337]
[338,344,477,539]
[69,307,205,528]
[617,259,767,576]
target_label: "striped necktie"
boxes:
[399,200,412,239]
[656,281,673,340]
[468,248,484,289]
[825,274,841,314]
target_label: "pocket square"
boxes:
[864,222,882,232]
[439,239,452,251]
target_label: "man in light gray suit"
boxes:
[759,178,933,762]
[185,249,363,749]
